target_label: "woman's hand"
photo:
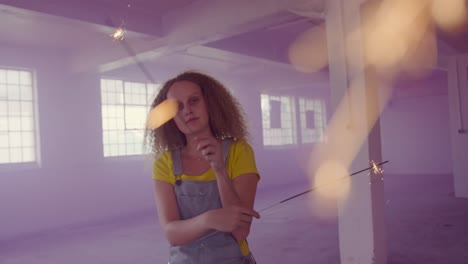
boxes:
[196,137,224,170]
[232,226,250,242]
[204,206,260,233]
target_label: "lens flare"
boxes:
[313,160,351,200]
[288,24,328,73]
[146,99,179,129]
[431,0,468,33]
[360,0,435,77]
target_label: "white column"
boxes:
[448,55,468,198]
[326,0,387,263]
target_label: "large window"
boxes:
[261,94,297,146]
[0,68,37,164]
[299,98,327,143]
[101,79,160,157]
[260,93,327,147]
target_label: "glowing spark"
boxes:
[111,27,126,40]
[146,99,179,129]
[370,160,384,174]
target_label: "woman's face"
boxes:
[166,80,210,136]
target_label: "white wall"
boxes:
[380,73,452,175]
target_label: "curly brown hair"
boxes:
[146,71,249,157]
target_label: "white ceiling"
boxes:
[0,0,329,87]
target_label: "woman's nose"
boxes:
[181,104,192,116]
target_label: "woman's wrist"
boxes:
[212,165,228,178]
[201,210,214,230]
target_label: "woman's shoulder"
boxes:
[229,139,254,154]
[152,149,175,182]
[154,149,173,165]
[230,138,252,146]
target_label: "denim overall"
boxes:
[168,140,257,264]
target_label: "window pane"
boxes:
[0,101,7,116]
[8,85,20,100]
[125,106,147,129]
[115,106,124,119]
[103,145,110,156]
[22,132,34,147]
[22,147,35,162]
[0,133,8,147]
[147,84,160,104]
[0,117,7,131]
[0,148,9,163]
[9,117,21,131]
[109,92,121,104]
[125,131,134,144]
[0,84,6,99]
[103,131,109,144]
[0,68,37,164]
[107,105,117,117]
[10,132,21,147]
[21,102,33,116]
[10,148,22,162]
[261,94,297,146]
[20,85,33,101]
[8,101,21,116]
[118,144,126,155]
[133,131,144,144]
[0,70,6,84]
[102,118,109,130]
[7,70,19,85]
[101,91,108,104]
[108,131,118,144]
[101,79,159,157]
[118,132,125,143]
[110,144,118,156]
[109,118,117,130]
[19,71,32,85]
[299,98,326,144]
[116,118,124,130]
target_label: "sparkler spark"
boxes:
[111,27,126,41]
[370,160,384,174]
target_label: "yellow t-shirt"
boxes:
[152,139,260,256]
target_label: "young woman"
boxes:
[147,71,260,263]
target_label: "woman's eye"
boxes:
[190,97,199,104]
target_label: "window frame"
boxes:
[100,78,160,158]
[0,66,40,169]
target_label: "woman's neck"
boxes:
[184,130,213,155]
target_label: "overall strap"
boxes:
[222,139,232,165]
[171,148,182,177]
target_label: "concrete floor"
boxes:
[1,173,467,264]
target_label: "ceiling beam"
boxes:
[185,45,327,80]
[70,0,325,73]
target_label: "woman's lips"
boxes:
[186,117,198,123]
